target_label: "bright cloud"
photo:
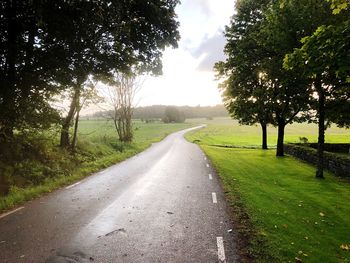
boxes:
[136,1,235,106]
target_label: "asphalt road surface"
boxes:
[0,127,237,263]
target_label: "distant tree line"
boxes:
[91,104,228,120]
[162,106,186,123]
[216,0,349,178]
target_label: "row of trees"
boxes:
[0,0,180,152]
[91,105,228,120]
[216,0,349,178]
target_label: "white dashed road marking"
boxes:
[212,192,217,204]
[206,163,210,168]
[0,207,24,219]
[217,237,226,263]
[65,181,81,190]
[209,174,213,180]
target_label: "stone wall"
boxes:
[308,143,350,154]
[284,144,350,178]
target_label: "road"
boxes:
[0,127,237,263]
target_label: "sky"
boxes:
[135,0,236,107]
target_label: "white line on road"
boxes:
[0,207,24,219]
[217,237,226,263]
[212,192,217,204]
[209,174,213,180]
[204,157,207,160]
[206,163,210,168]
[65,181,81,190]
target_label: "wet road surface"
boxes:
[0,127,237,262]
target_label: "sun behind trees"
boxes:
[216,0,350,178]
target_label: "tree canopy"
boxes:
[283,0,350,177]
[0,0,181,150]
[216,0,349,176]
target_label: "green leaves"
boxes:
[0,0,181,142]
[328,0,348,14]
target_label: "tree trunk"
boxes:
[60,87,80,148]
[261,122,268,150]
[316,79,325,179]
[276,121,285,157]
[71,108,80,151]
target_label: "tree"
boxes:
[256,0,332,156]
[103,72,141,142]
[284,1,350,178]
[0,1,67,145]
[70,78,102,150]
[215,0,272,150]
[56,0,180,149]
[163,106,185,123]
[218,0,334,156]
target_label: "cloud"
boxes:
[189,31,227,72]
[183,0,212,17]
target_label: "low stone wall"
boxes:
[284,144,350,178]
[308,143,350,154]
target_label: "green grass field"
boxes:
[186,118,350,262]
[187,117,350,147]
[0,119,193,212]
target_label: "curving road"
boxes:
[0,127,237,263]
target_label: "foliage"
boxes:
[0,1,66,140]
[162,106,186,123]
[284,12,350,128]
[257,0,333,156]
[0,0,181,152]
[328,0,349,14]
[283,0,349,177]
[93,105,228,120]
[215,0,272,149]
[57,0,181,148]
[216,0,332,156]
[0,119,193,209]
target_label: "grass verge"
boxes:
[0,120,193,212]
[186,124,350,263]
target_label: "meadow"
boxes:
[0,119,193,211]
[186,117,350,262]
[188,117,350,147]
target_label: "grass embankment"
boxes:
[186,119,350,262]
[0,120,193,212]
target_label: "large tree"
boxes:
[284,0,350,178]
[57,0,180,149]
[0,0,180,150]
[215,0,272,150]
[218,0,334,157]
[256,0,333,156]
[0,1,67,145]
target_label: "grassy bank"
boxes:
[186,119,350,262]
[0,120,193,212]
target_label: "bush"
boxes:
[162,106,185,123]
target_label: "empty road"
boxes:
[0,127,237,263]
